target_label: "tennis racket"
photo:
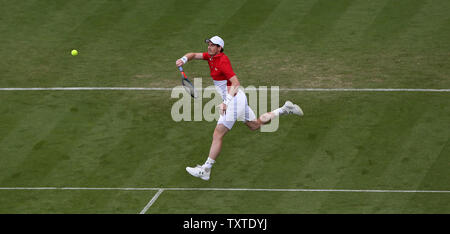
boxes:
[178,66,198,98]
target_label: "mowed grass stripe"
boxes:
[0,0,71,45]
[346,94,428,185]
[71,93,174,186]
[32,92,169,210]
[251,93,359,184]
[0,0,142,150]
[145,189,448,213]
[266,93,383,211]
[405,141,450,213]
[154,0,282,86]
[1,1,109,87]
[258,0,358,88]
[3,92,442,188]
[214,92,450,212]
[136,0,212,60]
[374,98,450,187]
[323,93,426,188]
[256,0,448,89]
[56,0,142,87]
[51,92,203,205]
[241,0,316,47]
[0,93,73,183]
[361,0,426,46]
[2,94,446,184]
[293,0,355,47]
[403,1,450,87]
[415,139,450,191]
[90,0,213,88]
[0,93,40,143]
[0,0,37,28]
[286,97,371,211]
[66,0,177,88]
[212,120,292,189]
[125,0,242,87]
[62,93,219,211]
[0,187,445,213]
[124,121,218,188]
[0,190,156,214]
[315,93,450,212]
[228,0,316,86]
[0,92,127,186]
[319,0,388,49]
[1,0,176,87]
[51,95,164,178]
[39,93,139,187]
[316,94,446,212]
[355,0,448,89]
[393,0,450,47]
[232,94,351,209]
[3,0,448,89]
[219,0,281,43]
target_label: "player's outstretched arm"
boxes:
[176,53,203,66]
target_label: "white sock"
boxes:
[272,107,287,117]
[202,157,215,169]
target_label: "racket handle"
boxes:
[178,66,188,79]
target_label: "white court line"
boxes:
[139,189,164,214]
[280,88,450,92]
[0,87,450,92]
[0,87,173,91]
[0,187,448,193]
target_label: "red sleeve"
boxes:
[202,52,210,60]
[220,57,236,79]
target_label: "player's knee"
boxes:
[249,125,260,131]
[213,126,227,140]
[213,131,223,140]
[246,120,261,131]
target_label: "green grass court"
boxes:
[0,0,449,213]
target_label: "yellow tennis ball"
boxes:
[71,49,78,56]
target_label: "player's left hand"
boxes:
[218,103,227,115]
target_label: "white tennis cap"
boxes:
[205,36,224,48]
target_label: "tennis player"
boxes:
[176,36,303,181]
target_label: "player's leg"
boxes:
[245,100,303,131]
[207,123,229,161]
[186,99,236,181]
[245,112,273,131]
[185,124,229,181]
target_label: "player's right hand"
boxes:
[176,59,184,67]
[218,103,227,116]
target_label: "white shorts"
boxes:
[218,89,257,130]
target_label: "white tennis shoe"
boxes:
[282,101,304,116]
[186,165,211,181]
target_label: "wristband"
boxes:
[223,93,233,106]
[180,56,188,64]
